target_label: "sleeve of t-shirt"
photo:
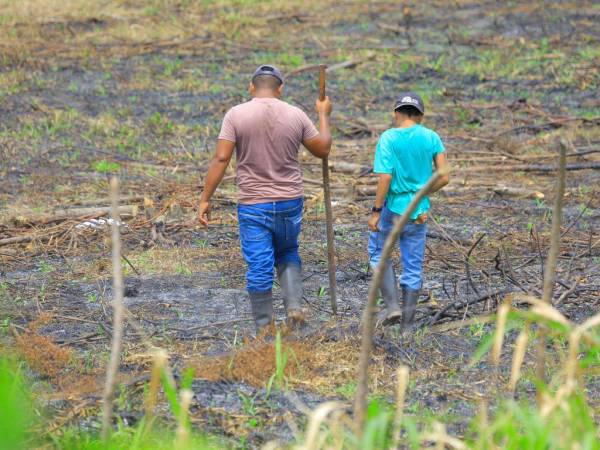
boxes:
[218,109,236,142]
[431,131,445,156]
[373,133,393,174]
[298,110,319,141]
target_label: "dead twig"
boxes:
[535,139,567,401]
[554,277,581,306]
[426,289,510,326]
[465,233,486,296]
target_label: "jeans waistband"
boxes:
[238,197,303,213]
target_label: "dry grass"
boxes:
[14,313,73,379]
[11,313,105,399]
[194,331,389,395]
[15,330,72,379]
[0,0,320,63]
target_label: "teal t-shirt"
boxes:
[373,124,445,219]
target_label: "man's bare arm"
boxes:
[198,139,235,227]
[303,96,332,159]
[373,173,392,209]
[428,152,450,195]
[368,173,392,232]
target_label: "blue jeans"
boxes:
[367,206,427,290]
[238,198,303,294]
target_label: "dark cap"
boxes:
[252,64,284,84]
[394,92,425,114]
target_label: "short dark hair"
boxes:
[395,105,423,118]
[252,74,282,90]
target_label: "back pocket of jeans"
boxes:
[284,214,302,241]
[238,214,269,242]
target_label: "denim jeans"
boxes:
[237,198,303,294]
[367,205,427,290]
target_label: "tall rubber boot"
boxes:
[249,291,274,333]
[277,263,306,325]
[402,286,420,329]
[380,262,402,326]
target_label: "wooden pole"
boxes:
[319,64,337,315]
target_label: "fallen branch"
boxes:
[353,185,377,197]
[429,314,495,333]
[73,195,145,207]
[333,113,378,137]
[492,185,544,199]
[326,55,373,73]
[496,116,600,136]
[425,289,510,326]
[11,205,139,226]
[329,161,371,175]
[461,161,600,173]
[377,22,401,34]
[287,53,374,78]
[0,234,36,247]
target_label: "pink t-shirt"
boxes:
[218,97,319,204]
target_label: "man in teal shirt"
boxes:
[367,92,449,328]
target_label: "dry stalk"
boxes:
[536,140,567,396]
[100,176,126,442]
[423,422,467,450]
[392,365,409,447]
[175,389,193,450]
[530,302,571,327]
[508,322,530,394]
[353,167,449,432]
[505,305,600,418]
[145,348,168,422]
[328,410,346,450]
[476,400,491,448]
[565,313,600,392]
[299,401,346,450]
[491,300,511,366]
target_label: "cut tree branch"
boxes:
[353,166,450,433]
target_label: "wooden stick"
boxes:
[353,167,448,433]
[536,139,567,401]
[11,205,139,225]
[100,177,126,442]
[0,235,35,247]
[460,161,600,173]
[319,64,337,315]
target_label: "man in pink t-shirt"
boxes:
[199,64,332,332]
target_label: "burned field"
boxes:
[1,0,599,448]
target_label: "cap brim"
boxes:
[394,102,424,113]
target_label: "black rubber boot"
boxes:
[249,291,274,333]
[380,262,401,326]
[402,286,420,329]
[277,263,306,325]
